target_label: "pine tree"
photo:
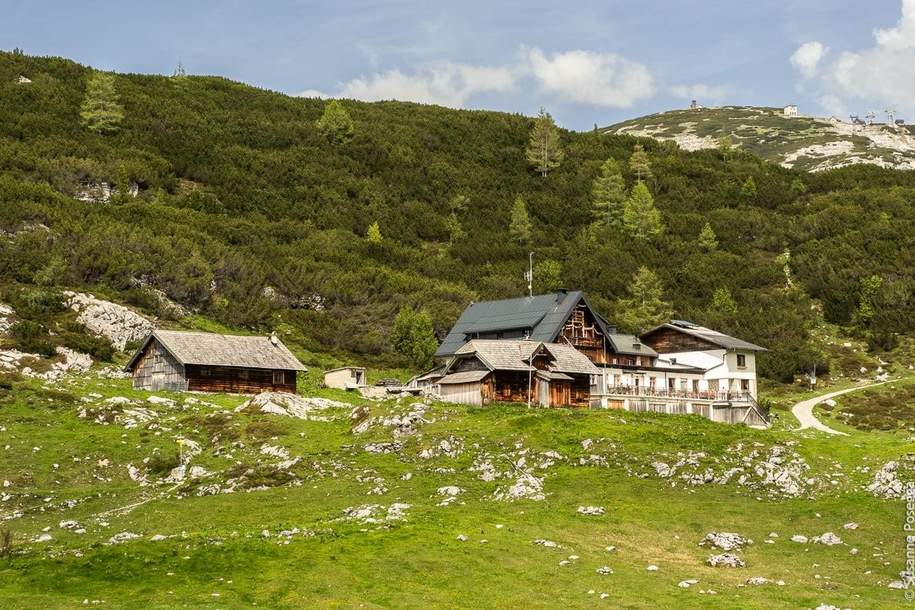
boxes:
[629,143,653,182]
[790,177,807,195]
[698,222,718,251]
[615,266,673,333]
[525,108,564,177]
[366,221,382,244]
[591,158,626,228]
[623,181,663,239]
[509,196,532,243]
[80,72,124,134]
[316,100,355,144]
[741,176,757,200]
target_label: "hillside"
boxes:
[1,51,915,385]
[607,106,915,172]
[0,364,913,608]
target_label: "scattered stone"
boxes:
[866,461,906,499]
[678,579,698,588]
[791,535,808,543]
[842,522,858,530]
[456,534,468,542]
[701,532,747,552]
[533,539,559,548]
[494,473,545,502]
[238,393,348,420]
[746,577,771,585]
[108,532,141,544]
[707,554,746,568]
[596,566,613,575]
[646,564,659,571]
[812,532,842,546]
[576,505,605,516]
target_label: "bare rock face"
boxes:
[237,392,349,420]
[63,291,154,351]
[0,303,13,335]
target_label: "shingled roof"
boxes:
[641,321,767,352]
[450,339,600,376]
[125,330,307,372]
[436,291,608,357]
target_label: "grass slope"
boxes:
[1,367,913,608]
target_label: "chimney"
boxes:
[269,331,279,346]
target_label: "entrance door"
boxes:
[550,382,572,407]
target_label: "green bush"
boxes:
[61,332,114,361]
[9,320,56,357]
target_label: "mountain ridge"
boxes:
[606,105,915,172]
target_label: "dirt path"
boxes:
[791,382,891,435]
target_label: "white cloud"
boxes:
[817,94,848,118]
[296,89,327,98]
[669,83,730,103]
[807,1,915,119]
[296,47,656,111]
[790,41,828,78]
[334,62,515,107]
[525,48,654,107]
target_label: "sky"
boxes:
[2,0,913,130]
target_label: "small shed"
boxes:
[125,330,306,394]
[783,104,798,117]
[324,366,367,390]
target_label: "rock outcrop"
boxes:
[64,291,154,351]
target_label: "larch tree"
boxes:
[623,181,664,239]
[509,196,532,244]
[629,143,653,182]
[698,222,719,251]
[525,108,564,177]
[741,176,758,200]
[316,100,355,144]
[615,266,673,333]
[366,221,382,244]
[591,157,627,228]
[80,72,124,134]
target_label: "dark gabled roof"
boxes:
[436,291,607,357]
[606,333,658,357]
[641,321,767,352]
[125,330,307,372]
[446,340,600,377]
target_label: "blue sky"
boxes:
[3,1,912,129]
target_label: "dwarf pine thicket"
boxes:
[0,51,914,381]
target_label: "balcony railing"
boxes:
[600,385,753,402]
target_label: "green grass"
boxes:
[0,371,913,608]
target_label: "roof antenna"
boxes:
[524,252,533,297]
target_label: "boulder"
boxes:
[701,532,747,552]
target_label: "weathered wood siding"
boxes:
[439,381,484,405]
[132,341,187,391]
[186,365,296,394]
[641,327,719,353]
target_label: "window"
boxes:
[737,354,747,368]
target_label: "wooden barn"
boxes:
[125,330,307,394]
[437,339,600,407]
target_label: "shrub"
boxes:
[10,321,56,357]
[62,331,114,361]
[147,450,181,476]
